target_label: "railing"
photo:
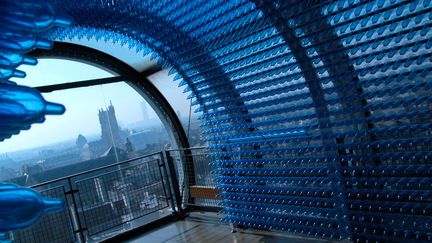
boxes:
[7,151,178,242]
[6,147,218,242]
[166,147,221,209]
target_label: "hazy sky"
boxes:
[0,58,192,153]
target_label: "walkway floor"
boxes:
[126,212,336,243]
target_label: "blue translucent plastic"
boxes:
[0,0,69,142]
[0,31,53,53]
[0,0,70,236]
[0,1,71,32]
[0,183,64,232]
[3,0,430,241]
[0,233,11,243]
[0,83,64,141]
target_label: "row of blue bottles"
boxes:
[39,0,432,242]
[217,184,333,197]
[211,151,432,168]
[222,215,341,240]
[193,56,432,118]
[351,221,432,241]
[218,192,336,208]
[0,0,71,141]
[213,167,332,176]
[220,200,337,218]
[346,189,432,202]
[0,1,70,79]
[348,200,432,215]
[343,165,432,177]
[210,157,328,166]
[350,211,431,230]
[204,121,430,145]
[190,26,432,106]
[0,0,70,236]
[215,175,333,186]
[0,83,65,141]
[203,119,431,146]
[346,177,432,190]
[198,80,431,127]
[220,207,339,229]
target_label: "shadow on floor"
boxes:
[127,212,337,243]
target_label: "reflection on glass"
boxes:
[0,61,173,186]
[10,58,115,87]
[147,69,206,147]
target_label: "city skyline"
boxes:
[0,100,175,181]
[0,59,193,153]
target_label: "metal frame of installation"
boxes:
[0,1,432,242]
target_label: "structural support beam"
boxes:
[30,42,194,189]
[36,76,126,93]
[250,1,357,240]
[36,64,162,93]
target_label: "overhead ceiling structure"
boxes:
[8,0,432,242]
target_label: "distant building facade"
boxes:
[98,101,124,149]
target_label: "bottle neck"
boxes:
[42,198,64,213]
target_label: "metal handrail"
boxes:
[9,147,216,242]
[9,150,176,242]
[29,151,162,189]
[165,146,206,152]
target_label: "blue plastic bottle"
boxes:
[0,0,71,32]
[0,83,65,119]
[0,185,64,232]
[0,50,37,67]
[0,31,53,53]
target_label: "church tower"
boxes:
[98,101,123,148]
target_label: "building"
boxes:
[98,101,124,150]
[2,1,432,243]
[9,146,128,187]
[127,128,169,152]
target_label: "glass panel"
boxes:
[10,58,115,87]
[147,70,205,147]
[0,65,172,186]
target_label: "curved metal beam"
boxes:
[250,1,360,240]
[30,41,194,177]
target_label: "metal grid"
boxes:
[10,186,75,243]
[168,148,220,208]
[75,158,169,236]
[8,152,177,242]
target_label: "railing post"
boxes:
[163,150,184,217]
[157,155,176,214]
[183,148,196,205]
[67,177,85,243]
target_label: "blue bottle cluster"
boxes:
[25,0,432,241]
[0,0,71,141]
[0,182,64,232]
[0,0,70,237]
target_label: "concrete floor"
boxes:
[126,212,335,243]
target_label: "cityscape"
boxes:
[3,101,205,242]
[0,102,205,185]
